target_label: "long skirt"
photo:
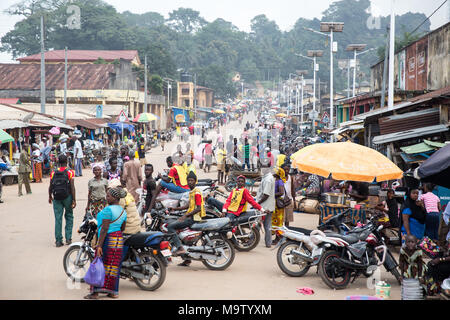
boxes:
[32,161,42,182]
[91,231,124,295]
[88,198,107,218]
[272,206,285,234]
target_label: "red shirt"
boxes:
[223,188,262,216]
[168,165,189,189]
[50,167,75,180]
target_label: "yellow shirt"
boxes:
[187,188,206,222]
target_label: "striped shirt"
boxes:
[419,192,440,213]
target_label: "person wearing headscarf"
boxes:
[273,167,288,244]
[86,163,108,218]
[85,187,127,300]
[31,143,43,183]
[108,179,141,236]
[401,188,427,241]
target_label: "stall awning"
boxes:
[0,120,30,129]
[107,123,135,134]
[400,140,446,154]
[67,119,101,130]
[372,124,449,145]
[31,119,74,130]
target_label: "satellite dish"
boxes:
[23,113,35,123]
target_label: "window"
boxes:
[184,100,190,107]
[182,89,190,96]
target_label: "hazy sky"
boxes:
[0,0,449,63]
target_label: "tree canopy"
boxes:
[1,0,432,100]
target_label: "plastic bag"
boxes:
[84,257,105,287]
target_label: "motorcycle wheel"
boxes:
[318,250,351,290]
[232,226,260,252]
[133,252,166,291]
[63,244,93,282]
[276,241,311,277]
[201,235,235,271]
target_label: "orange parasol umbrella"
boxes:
[291,141,403,182]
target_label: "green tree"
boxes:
[149,74,163,95]
[166,8,207,33]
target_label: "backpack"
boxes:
[51,169,71,200]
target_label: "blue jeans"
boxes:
[167,218,194,249]
[425,212,440,241]
[207,197,224,212]
[160,180,190,193]
[242,158,250,170]
[75,158,83,176]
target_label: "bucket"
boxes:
[375,281,391,299]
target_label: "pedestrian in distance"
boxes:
[31,143,43,182]
[122,151,142,203]
[72,135,83,177]
[18,143,32,197]
[48,154,76,247]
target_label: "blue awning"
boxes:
[107,123,135,134]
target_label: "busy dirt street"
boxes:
[0,111,402,300]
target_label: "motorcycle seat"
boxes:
[191,218,231,231]
[233,211,257,224]
[325,233,360,244]
[287,226,313,235]
[124,231,165,248]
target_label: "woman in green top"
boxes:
[86,164,108,218]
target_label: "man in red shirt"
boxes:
[148,157,189,212]
[208,176,266,221]
[48,154,76,247]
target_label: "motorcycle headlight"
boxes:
[146,218,152,226]
[226,231,233,239]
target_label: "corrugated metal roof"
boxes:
[18,50,139,63]
[378,108,440,135]
[0,64,114,90]
[373,124,449,145]
[0,120,29,129]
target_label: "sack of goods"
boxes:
[298,198,320,214]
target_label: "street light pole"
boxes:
[388,0,396,110]
[63,47,67,124]
[144,55,148,113]
[40,15,46,114]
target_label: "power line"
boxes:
[410,0,448,36]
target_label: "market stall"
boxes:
[292,141,404,226]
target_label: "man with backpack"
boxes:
[48,154,76,247]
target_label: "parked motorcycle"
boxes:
[145,209,236,270]
[63,212,171,291]
[273,210,352,277]
[312,215,401,290]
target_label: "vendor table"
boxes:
[318,203,367,226]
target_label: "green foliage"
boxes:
[1,0,432,96]
[149,74,163,95]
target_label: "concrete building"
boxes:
[177,82,214,109]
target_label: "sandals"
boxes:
[107,294,119,299]
[84,293,100,300]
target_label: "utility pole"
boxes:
[194,73,197,122]
[388,0,396,110]
[144,55,148,113]
[381,26,390,109]
[40,15,46,114]
[64,47,68,124]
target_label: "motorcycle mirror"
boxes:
[377,225,383,232]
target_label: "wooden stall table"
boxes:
[318,203,367,226]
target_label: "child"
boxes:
[399,234,426,282]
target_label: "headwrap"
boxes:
[91,162,105,171]
[108,187,127,200]
[108,178,122,189]
[237,175,246,181]
[274,167,287,182]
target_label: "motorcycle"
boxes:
[144,209,236,271]
[63,212,171,291]
[312,214,401,290]
[273,210,352,277]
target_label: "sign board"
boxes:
[117,110,128,123]
[175,114,186,123]
[308,110,319,120]
[96,105,103,118]
[321,112,330,124]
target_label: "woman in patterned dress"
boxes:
[84,187,127,299]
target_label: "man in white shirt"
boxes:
[281,162,295,227]
[256,167,276,247]
[72,135,83,177]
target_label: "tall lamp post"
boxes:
[296,50,323,134]
[296,70,308,124]
[305,22,344,130]
[346,44,376,97]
